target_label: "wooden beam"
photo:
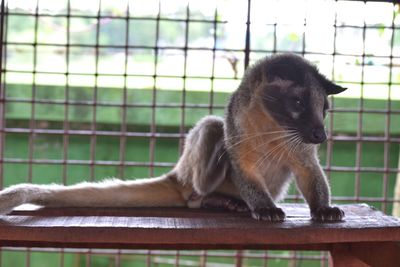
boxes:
[329,242,400,267]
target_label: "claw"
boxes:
[311,206,345,222]
[252,207,286,222]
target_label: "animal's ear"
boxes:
[316,72,347,95]
[325,81,347,95]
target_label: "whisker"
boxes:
[288,136,302,159]
[224,130,295,142]
[254,132,303,170]
[252,136,292,170]
[263,95,277,102]
[272,134,299,165]
[219,130,298,163]
[223,132,296,164]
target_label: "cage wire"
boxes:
[0,0,400,266]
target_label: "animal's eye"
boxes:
[291,98,304,110]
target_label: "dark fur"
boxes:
[222,54,346,221]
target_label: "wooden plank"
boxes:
[329,242,400,267]
[348,242,400,267]
[329,244,370,267]
[0,204,398,250]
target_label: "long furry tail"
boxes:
[0,173,187,215]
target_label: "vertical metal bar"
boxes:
[301,10,306,57]
[115,249,121,267]
[118,0,130,179]
[355,2,367,204]
[325,7,340,267]
[89,0,102,182]
[273,22,277,54]
[115,2,131,265]
[149,1,161,177]
[199,250,207,267]
[60,2,72,266]
[86,2,103,265]
[235,250,243,267]
[294,0,308,205]
[28,0,40,184]
[326,0,339,187]
[85,253,91,267]
[0,0,6,191]
[322,251,329,267]
[175,250,180,267]
[63,0,71,187]
[0,2,6,266]
[244,0,251,69]
[382,2,396,213]
[262,250,269,267]
[59,249,64,267]
[146,250,152,267]
[26,1,41,266]
[0,0,3,86]
[208,7,218,115]
[178,3,190,155]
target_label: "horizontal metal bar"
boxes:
[4,41,244,53]
[3,68,240,81]
[2,158,175,168]
[2,128,400,143]
[5,10,399,30]
[286,195,397,203]
[332,108,400,114]
[0,247,325,260]
[338,0,397,3]
[332,196,396,202]
[6,41,400,61]
[4,98,226,110]
[1,157,398,174]
[324,166,400,174]
[5,67,400,87]
[5,11,228,24]
[4,98,399,115]
[2,128,185,138]
[328,136,400,143]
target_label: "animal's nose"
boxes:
[311,128,327,144]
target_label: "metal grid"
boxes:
[0,0,399,266]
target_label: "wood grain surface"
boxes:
[0,203,399,250]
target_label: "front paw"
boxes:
[251,207,286,222]
[311,206,345,222]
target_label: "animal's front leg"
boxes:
[293,163,344,222]
[232,172,285,221]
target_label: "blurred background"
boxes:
[0,0,399,266]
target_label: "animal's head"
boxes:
[257,54,347,144]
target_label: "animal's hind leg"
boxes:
[200,193,249,212]
[185,116,230,196]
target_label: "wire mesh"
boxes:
[0,0,400,266]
